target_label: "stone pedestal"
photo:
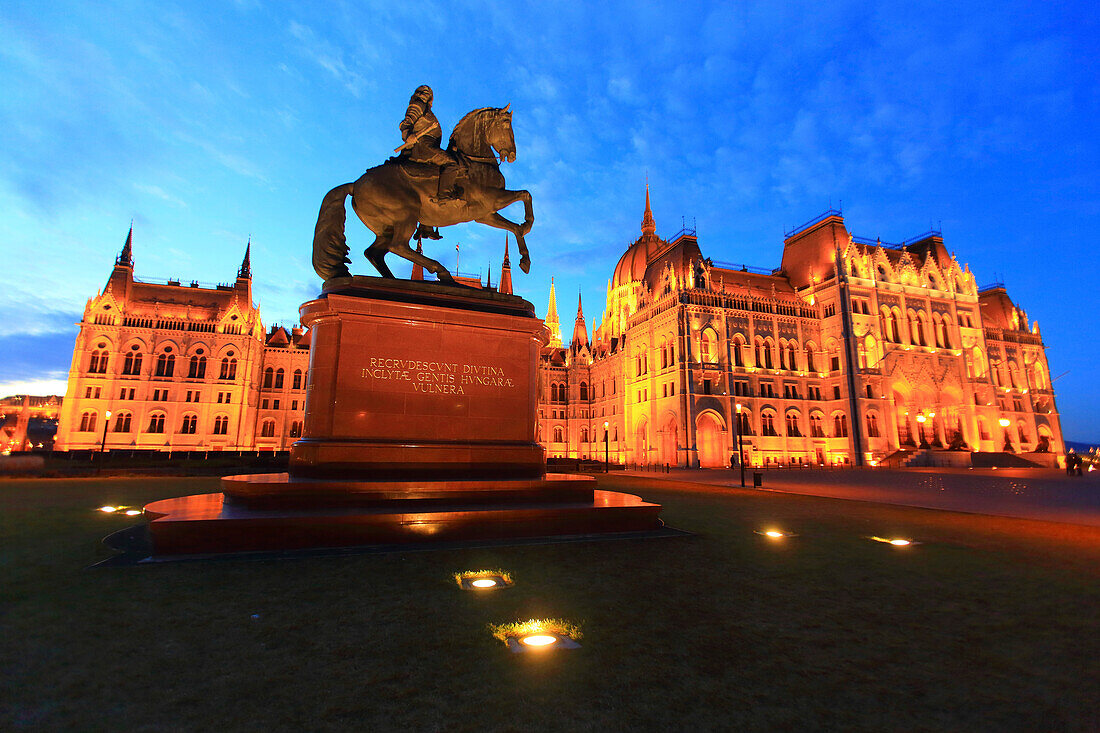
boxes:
[144,277,663,558]
[289,277,546,481]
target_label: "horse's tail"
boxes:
[312,182,355,280]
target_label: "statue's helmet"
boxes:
[412,85,433,105]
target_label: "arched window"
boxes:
[833,413,848,437]
[155,352,175,377]
[732,336,745,367]
[553,426,564,443]
[274,368,285,389]
[737,410,752,436]
[79,411,97,432]
[786,343,798,371]
[550,383,559,402]
[1017,421,1031,447]
[180,414,197,434]
[213,415,229,435]
[810,412,825,438]
[290,421,303,438]
[700,328,718,364]
[261,419,276,437]
[220,357,238,380]
[188,355,207,379]
[147,413,165,433]
[764,339,774,369]
[864,334,879,368]
[123,349,143,375]
[866,413,880,437]
[755,338,765,368]
[293,369,303,390]
[580,427,589,443]
[113,412,132,433]
[805,344,817,372]
[263,367,274,389]
[88,349,108,374]
[761,411,778,437]
[785,412,802,437]
[579,382,589,400]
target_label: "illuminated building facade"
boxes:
[54,230,310,452]
[537,192,1064,468]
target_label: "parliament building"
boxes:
[536,190,1064,468]
[56,192,1064,468]
[55,231,310,452]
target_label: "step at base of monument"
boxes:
[220,472,595,508]
[143,489,662,557]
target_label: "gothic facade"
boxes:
[537,191,1064,468]
[54,231,310,452]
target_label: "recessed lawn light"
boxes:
[520,634,558,647]
[490,618,582,653]
[98,505,117,513]
[454,569,513,591]
[124,509,141,516]
[869,535,919,546]
[755,529,796,539]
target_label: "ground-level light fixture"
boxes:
[490,618,582,653]
[454,569,513,591]
[755,529,796,539]
[869,535,919,547]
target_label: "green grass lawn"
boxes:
[2,474,1098,731]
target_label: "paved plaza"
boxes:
[624,466,1100,527]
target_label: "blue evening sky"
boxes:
[2,1,1098,440]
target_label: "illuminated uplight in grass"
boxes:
[98,506,117,513]
[755,529,796,539]
[520,634,558,647]
[870,536,918,546]
[454,569,513,590]
[490,618,582,653]
[124,509,141,516]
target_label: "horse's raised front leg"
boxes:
[486,188,534,237]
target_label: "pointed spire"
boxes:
[238,238,252,279]
[411,239,424,281]
[641,182,656,235]
[116,222,134,267]
[545,277,562,347]
[499,235,513,295]
[571,291,589,349]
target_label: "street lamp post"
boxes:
[736,403,745,487]
[604,421,609,473]
[99,410,112,458]
[999,417,1013,452]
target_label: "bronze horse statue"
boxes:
[312,106,533,282]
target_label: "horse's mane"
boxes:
[448,107,499,153]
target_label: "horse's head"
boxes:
[450,105,518,163]
[487,105,516,163]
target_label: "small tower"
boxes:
[235,239,253,303]
[545,278,562,347]
[641,182,656,235]
[238,238,252,280]
[117,223,133,267]
[571,291,589,351]
[499,236,513,295]
[105,224,135,298]
[411,239,424,281]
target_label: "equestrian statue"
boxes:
[312,85,534,283]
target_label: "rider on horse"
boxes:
[397,85,464,207]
